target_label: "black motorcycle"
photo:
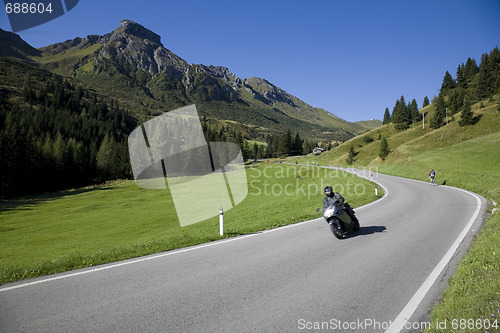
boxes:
[321,203,360,239]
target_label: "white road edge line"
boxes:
[385,187,483,333]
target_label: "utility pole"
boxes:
[422,112,425,129]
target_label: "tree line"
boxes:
[201,122,324,160]
[383,46,500,130]
[0,73,134,198]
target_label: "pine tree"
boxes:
[277,130,292,157]
[257,144,264,159]
[242,139,250,161]
[448,88,465,115]
[392,96,409,130]
[379,137,389,161]
[430,95,446,129]
[346,145,356,165]
[458,103,476,126]
[423,96,430,108]
[96,134,116,178]
[292,132,303,155]
[53,133,67,167]
[464,57,478,82]
[476,53,493,99]
[383,107,391,124]
[408,99,420,122]
[430,110,444,129]
[490,47,500,94]
[440,71,456,94]
[252,142,258,159]
[456,63,466,89]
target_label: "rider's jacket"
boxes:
[323,192,345,210]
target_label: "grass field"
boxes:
[0,163,380,285]
[312,97,500,332]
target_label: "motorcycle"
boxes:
[321,203,360,239]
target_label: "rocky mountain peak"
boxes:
[90,20,187,78]
[118,19,162,45]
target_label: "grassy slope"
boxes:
[354,119,383,130]
[314,97,500,332]
[0,164,380,284]
[35,43,103,76]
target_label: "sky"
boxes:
[1,0,499,122]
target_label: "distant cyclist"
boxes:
[429,169,436,185]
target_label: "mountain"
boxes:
[354,119,383,130]
[0,29,41,60]
[28,20,364,141]
[0,20,367,197]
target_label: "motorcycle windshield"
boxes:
[323,201,337,211]
[323,202,351,224]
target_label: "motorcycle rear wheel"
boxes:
[353,216,360,232]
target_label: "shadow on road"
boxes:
[346,225,386,238]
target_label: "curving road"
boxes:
[0,169,488,332]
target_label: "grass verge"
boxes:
[0,163,380,285]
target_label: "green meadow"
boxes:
[0,163,380,284]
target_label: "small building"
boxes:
[312,147,324,155]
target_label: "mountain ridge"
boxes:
[1,20,366,141]
[0,29,41,61]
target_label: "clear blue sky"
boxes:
[1,0,499,122]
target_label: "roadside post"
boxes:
[219,207,224,236]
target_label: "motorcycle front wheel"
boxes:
[329,220,345,239]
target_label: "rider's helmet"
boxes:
[324,186,333,197]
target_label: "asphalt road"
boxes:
[0,169,488,333]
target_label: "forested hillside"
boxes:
[0,57,134,198]
[0,58,322,198]
[382,47,500,130]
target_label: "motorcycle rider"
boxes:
[323,186,356,220]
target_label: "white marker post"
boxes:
[375,185,378,196]
[219,207,224,236]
